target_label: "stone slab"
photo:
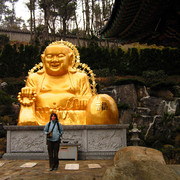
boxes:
[0,162,5,167]
[20,162,37,168]
[88,164,101,169]
[65,164,79,170]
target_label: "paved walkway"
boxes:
[0,159,179,180]
[0,159,113,180]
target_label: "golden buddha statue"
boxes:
[17,41,118,125]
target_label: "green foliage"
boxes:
[0,89,17,125]
[6,81,25,95]
[79,46,180,76]
[0,89,14,116]
[112,78,145,86]
[161,48,180,75]
[139,48,163,72]
[161,146,180,164]
[0,43,41,78]
[0,89,13,106]
[0,129,6,138]
[138,112,180,163]
[142,70,167,86]
[0,44,20,77]
[150,81,177,91]
[128,48,140,75]
[140,112,179,162]
[93,68,117,77]
[0,43,179,78]
[0,35,9,46]
[0,115,14,125]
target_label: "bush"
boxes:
[0,90,15,116]
[140,113,178,152]
[0,34,9,46]
[161,146,180,164]
[94,68,110,77]
[6,81,25,95]
[151,81,177,91]
[0,43,179,78]
[0,115,14,125]
[112,78,145,86]
[0,129,6,138]
[139,48,163,73]
[142,70,167,86]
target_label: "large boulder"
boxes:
[103,146,179,180]
[100,84,138,110]
[100,84,137,123]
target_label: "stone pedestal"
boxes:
[3,124,128,160]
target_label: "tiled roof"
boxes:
[100,0,180,47]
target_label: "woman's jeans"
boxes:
[47,140,60,169]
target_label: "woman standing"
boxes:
[44,113,63,171]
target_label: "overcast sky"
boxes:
[15,0,30,24]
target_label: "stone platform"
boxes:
[3,124,128,160]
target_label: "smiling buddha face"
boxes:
[41,44,75,76]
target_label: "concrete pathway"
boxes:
[0,159,113,180]
[0,159,179,180]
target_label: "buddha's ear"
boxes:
[41,54,45,63]
[68,52,74,65]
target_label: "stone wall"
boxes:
[0,28,117,48]
[3,124,128,160]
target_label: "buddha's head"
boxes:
[41,44,75,76]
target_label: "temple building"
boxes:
[100,0,180,47]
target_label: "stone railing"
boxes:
[3,124,128,160]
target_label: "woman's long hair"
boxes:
[50,113,58,121]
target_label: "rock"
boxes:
[103,146,180,180]
[175,99,180,116]
[114,146,165,165]
[101,84,138,110]
[137,86,150,100]
[157,99,178,115]
[12,102,20,116]
[119,109,134,124]
[0,82,8,91]
[141,97,162,115]
[173,85,180,97]
[156,90,174,101]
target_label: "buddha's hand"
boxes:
[73,96,90,110]
[17,87,37,106]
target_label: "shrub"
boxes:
[0,90,15,116]
[151,81,177,91]
[112,78,145,86]
[6,81,25,95]
[141,113,177,151]
[94,68,114,77]
[0,34,9,46]
[142,70,167,86]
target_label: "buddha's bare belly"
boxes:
[36,92,76,109]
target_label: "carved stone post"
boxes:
[129,123,141,146]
